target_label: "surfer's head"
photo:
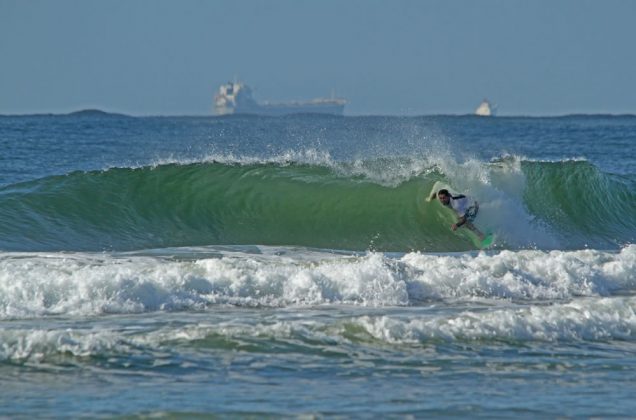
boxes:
[437,189,451,205]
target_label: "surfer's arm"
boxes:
[452,216,466,230]
[453,200,478,230]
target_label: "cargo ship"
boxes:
[214,81,346,116]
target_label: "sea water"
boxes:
[1,112,635,417]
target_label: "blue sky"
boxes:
[1,0,635,115]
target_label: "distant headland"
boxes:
[66,109,130,117]
[0,109,131,117]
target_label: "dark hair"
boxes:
[431,188,450,200]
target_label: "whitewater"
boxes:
[1,113,635,417]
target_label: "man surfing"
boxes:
[434,189,485,241]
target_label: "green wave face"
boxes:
[523,160,636,246]
[0,159,634,252]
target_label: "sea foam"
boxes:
[356,296,636,343]
[3,293,635,363]
[0,246,634,319]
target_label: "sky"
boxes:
[1,0,635,116]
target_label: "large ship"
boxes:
[214,81,346,116]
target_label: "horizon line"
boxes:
[2,108,636,119]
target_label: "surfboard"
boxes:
[480,233,495,249]
[427,181,495,250]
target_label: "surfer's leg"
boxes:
[462,206,484,239]
[465,221,484,240]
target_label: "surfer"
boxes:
[435,189,485,240]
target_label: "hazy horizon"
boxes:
[2,0,635,116]
[4,107,636,118]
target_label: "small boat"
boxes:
[475,99,497,116]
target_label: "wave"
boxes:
[0,157,634,252]
[4,293,636,364]
[0,245,634,319]
[1,245,635,363]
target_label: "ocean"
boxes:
[1,111,635,417]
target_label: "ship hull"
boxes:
[214,81,346,116]
[216,103,345,116]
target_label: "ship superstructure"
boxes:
[214,81,346,116]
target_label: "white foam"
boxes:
[0,245,633,319]
[4,292,635,363]
[0,250,407,318]
[0,327,128,362]
[356,295,636,342]
[402,246,636,300]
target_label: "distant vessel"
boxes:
[214,81,346,116]
[475,99,497,116]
